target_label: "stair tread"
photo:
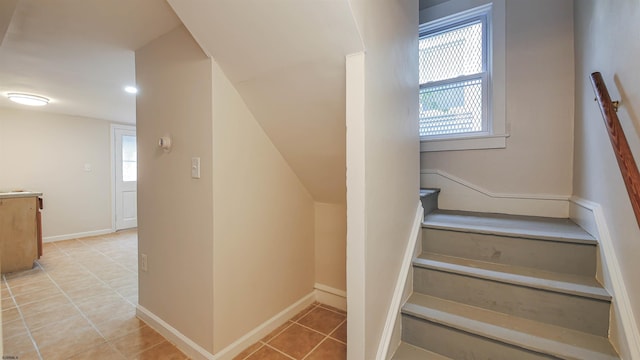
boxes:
[403,293,619,360]
[392,342,452,360]
[414,254,611,301]
[423,210,597,244]
[420,188,441,197]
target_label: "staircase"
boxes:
[393,190,620,359]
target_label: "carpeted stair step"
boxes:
[401,293,619,360]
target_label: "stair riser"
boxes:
[413,267,610,336]
[422,228,596,276]
[401,315,556,360]
[420,191,439,216]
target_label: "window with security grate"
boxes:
[419,10,489,138]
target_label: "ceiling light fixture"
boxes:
[124,86,138,94]
[7,93,50,106]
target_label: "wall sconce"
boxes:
[158,136,172,152]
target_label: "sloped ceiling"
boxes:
[166,0,363,203]
[0,0,181,123]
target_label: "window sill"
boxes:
[420,133,508,152]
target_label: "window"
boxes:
[418,1,506,152]
[419,8,488,138]
[122,135,137,182]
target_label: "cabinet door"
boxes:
[0,197,38,273]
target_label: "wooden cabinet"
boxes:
[0,195,41,274]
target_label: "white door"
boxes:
[114,126,137,230]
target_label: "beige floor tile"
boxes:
[47,268,95,284]
[132,340,187,360]
[64,284,114,301]
[246,346,293,360]
[2,306,22,323]
[18,294,72,317]
[304,338,346,360]
[289,304,317,322]
[38,331,106,360]
[105,274,137,289]
[262,321,293,343]
[94,313,146,340]
[67,342,127,360]
[23,302,83,330]
[13,285,63,306]
[7,276,57,296]
[110,325,166,358]
[2,330,38,356]
[317,303,347,315]
[233,342,263,360]
[82,300,136,324]
[267,323,324,359]
[30,315,93,349]
[296,306,345,335]
[3,318,29,339]
[330,320,347,344]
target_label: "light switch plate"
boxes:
[191,157,201,179]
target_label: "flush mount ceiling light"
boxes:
[124,86,138,94]
[7,93,50,106]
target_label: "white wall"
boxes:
[573,2,640,357]
[211,59,316,352]
[135,25,214,353]
[314,202,346,292]
[420,0,575,212]
[0,108,112,239]
[347,0,420,358]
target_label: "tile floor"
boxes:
[1,230,186,360]
[233,303,347,360]
[2,230,347,360]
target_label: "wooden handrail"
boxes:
[590,72,640,228]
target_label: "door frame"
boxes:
[111,124,136,232]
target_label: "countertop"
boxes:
[0,191,43,199]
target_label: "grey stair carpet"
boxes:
[393,206,620,360]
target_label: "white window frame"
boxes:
[419,0,507,152]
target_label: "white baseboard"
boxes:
[137,292,316,360]
[421,169,570,217]
[376,201,424,360]
[570,197,640,360]
[136,305,215,360]
[314,283,347,311]
[43,228,114,243]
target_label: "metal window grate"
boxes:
[419,78,483,137]
[419,20,485,137]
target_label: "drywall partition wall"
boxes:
[419,0,575,213]
[135,25,214,353]
[0,108,112,239]
[573,2,640,357]
[314,202,347,292]
[166,0,362,204]
[347,0,420,358]
[211,60,315,352]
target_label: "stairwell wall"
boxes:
[573,1,640,357]
[420,0,575,215]
[347,0,420,358]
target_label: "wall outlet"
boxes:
[141,254,148,272]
